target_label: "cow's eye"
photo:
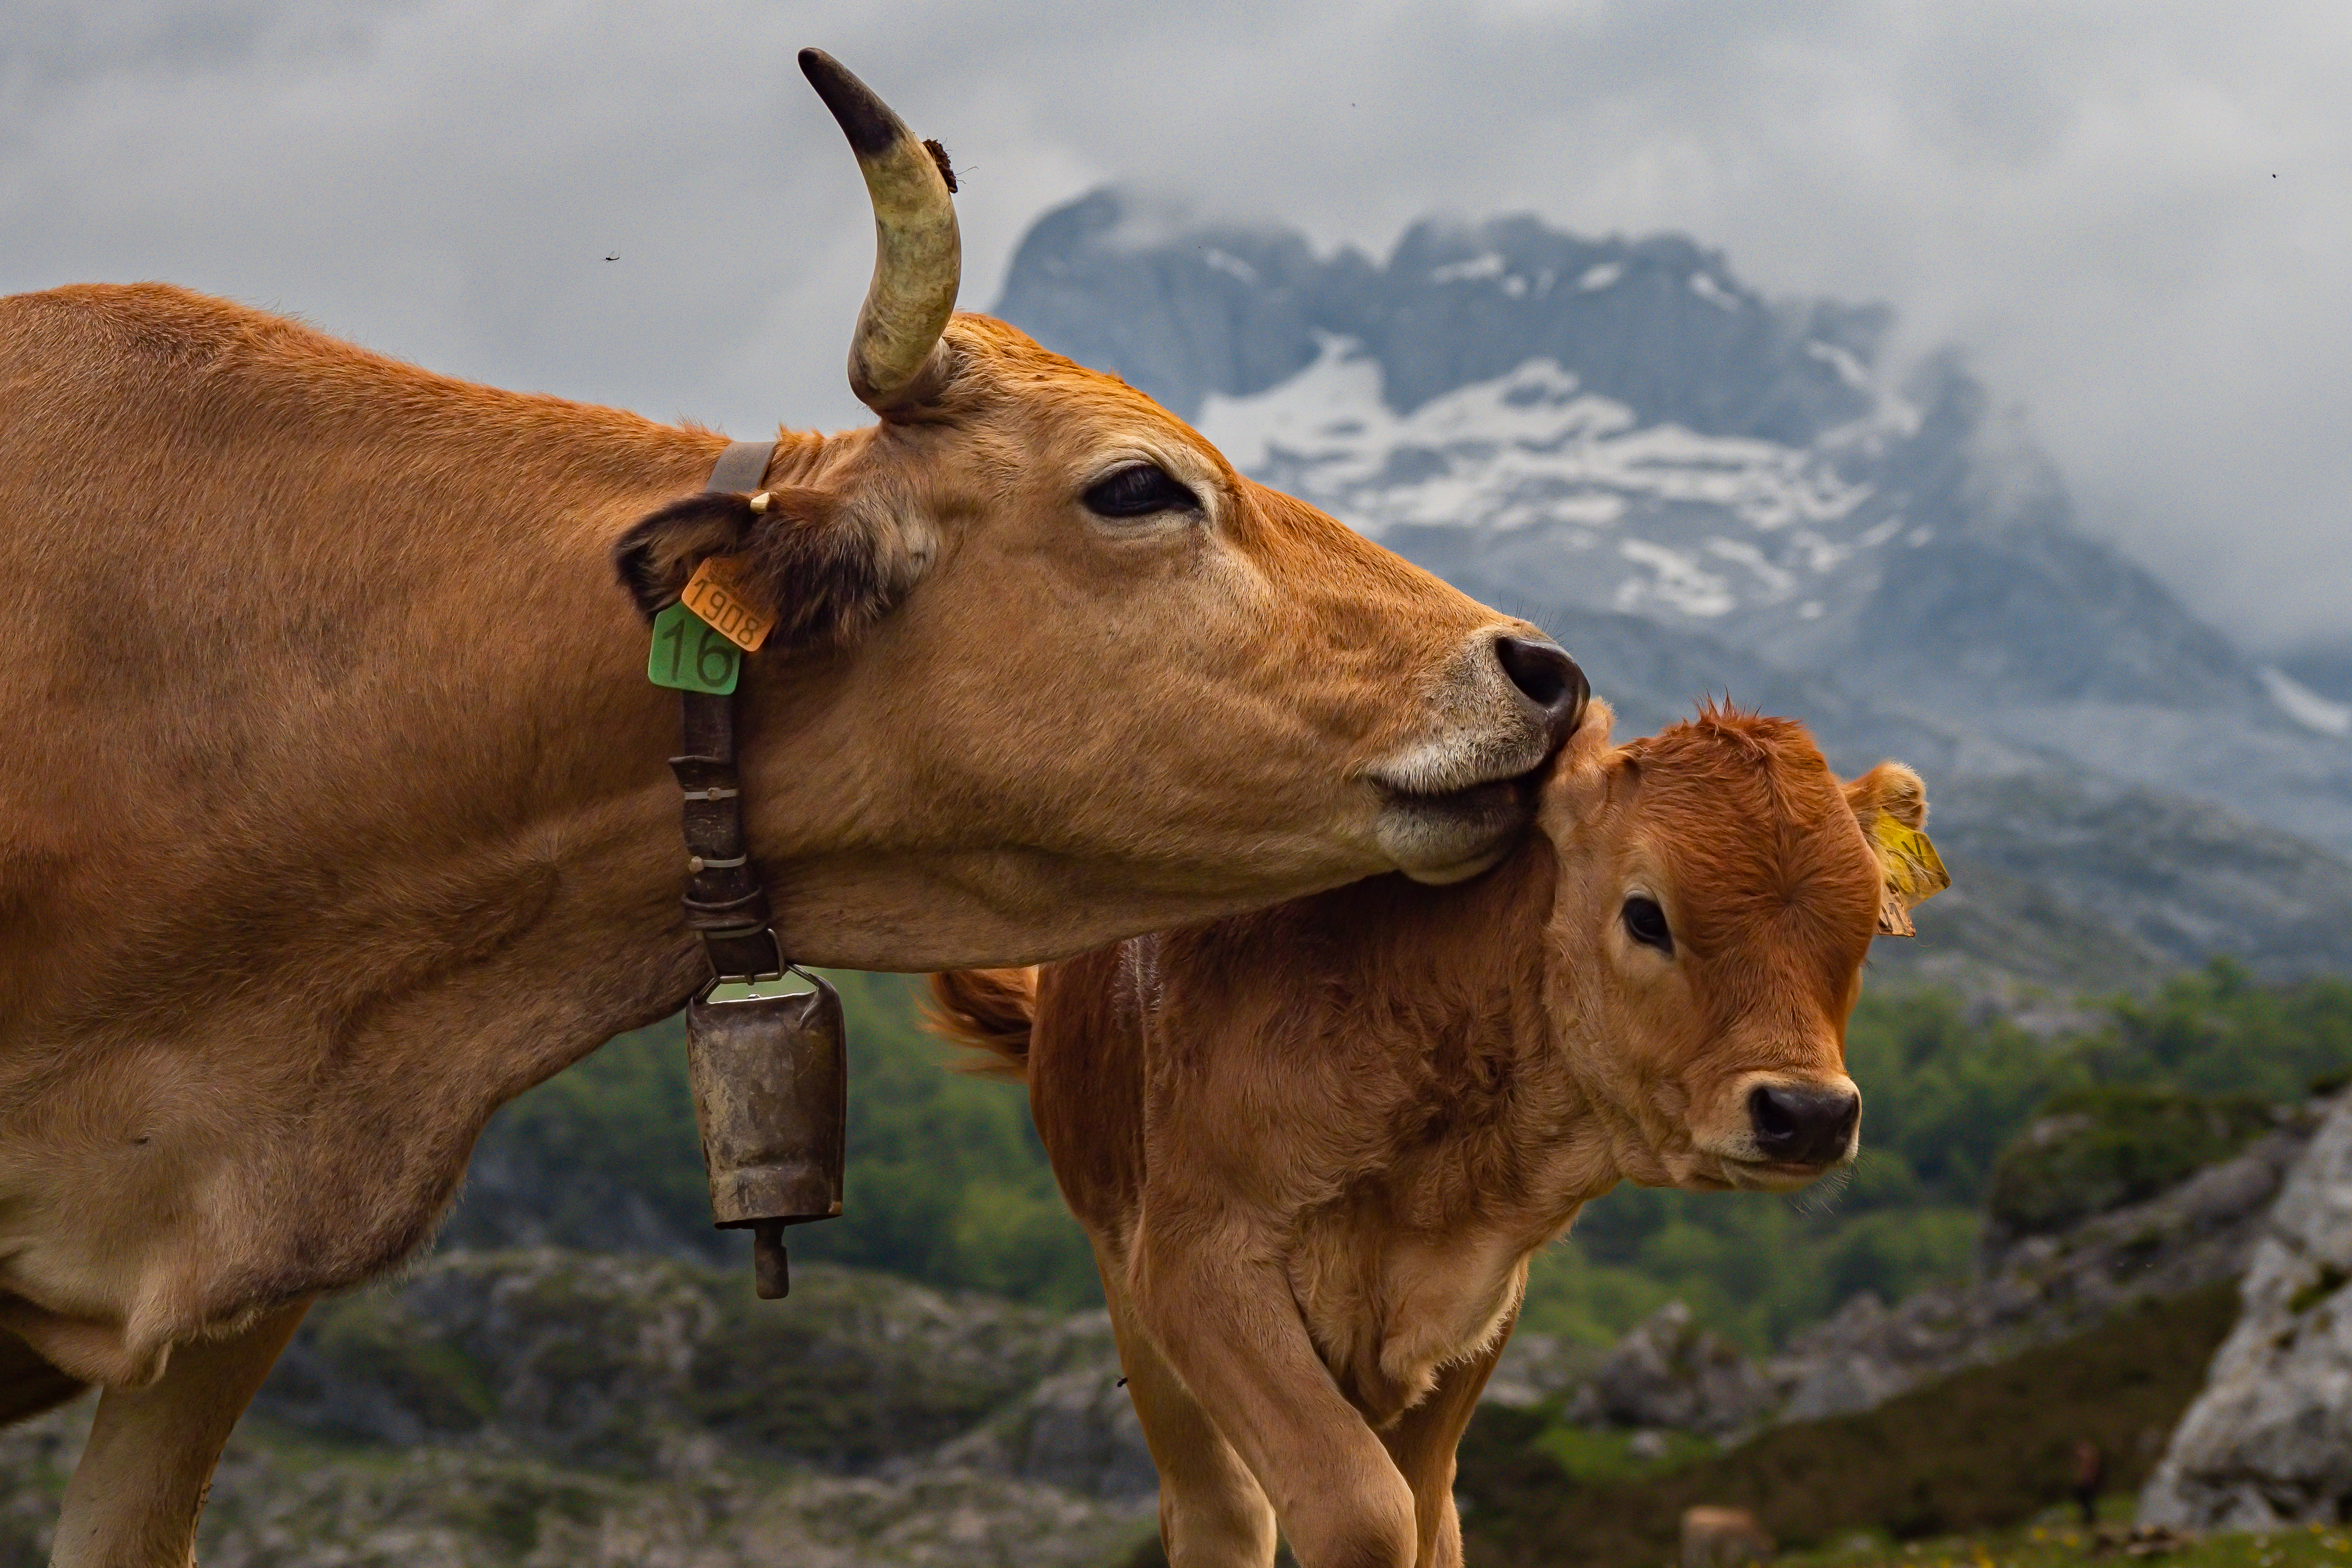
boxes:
[1622,896,1674,956]
[1083,463,1200,519]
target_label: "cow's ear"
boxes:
[731,485,926,652]
[614,492,757,616]
[1845,762,1947,936]
[614,486,924,652]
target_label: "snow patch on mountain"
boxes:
[1196,337,1889,623]
[1197,339,1872,535]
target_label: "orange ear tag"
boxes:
[1869,816,1951,937]
[679,556,778,654]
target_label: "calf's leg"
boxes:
[1374,1334,1509,1568]
[0,1329,90,1428]
[1132,1232,1417,1568]
[50,1296,311,1568]
[1104,1268,1278,1568]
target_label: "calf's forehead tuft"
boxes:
[1624,709,1880,946]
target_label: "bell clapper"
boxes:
[753,1220,791,1300]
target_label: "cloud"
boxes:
[4,0,2345,647]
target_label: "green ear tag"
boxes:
[647,602,741,695]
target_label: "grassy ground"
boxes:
[1780,1507,2352,1568]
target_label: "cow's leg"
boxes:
[49,1296,311,1568]
[1374,1333,1510,1568]
[1103,1265,1277,1568]
[1132,1234,1416,1568]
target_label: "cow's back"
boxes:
[0,282,712,1032]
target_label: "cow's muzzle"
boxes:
[1364,631,1587,883]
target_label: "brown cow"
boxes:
[1682,1506,1776,1568]
[933,702,1938,1568]
[0,52,1584,1565]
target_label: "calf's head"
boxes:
[616,52,1584,967]
[1540,702,1940,1192]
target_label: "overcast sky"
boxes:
[6,0,2346,651]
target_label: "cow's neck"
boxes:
[364,423,851,1095]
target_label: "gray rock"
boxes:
[2140,1095,2352,1529]
[1772,1294,1913,1423]
[1483,1331,1594,1409]
[931,1338,1158,1502]
[1561,1302,1775,1437]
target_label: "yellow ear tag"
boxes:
[679,556,778,654]
[1870,816,1951,937]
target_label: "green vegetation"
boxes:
[1455,1284,2242,1568]
[1985,1087,2276,1241]
[466,961,2352,1350]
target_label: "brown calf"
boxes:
[933,702,1937,1568]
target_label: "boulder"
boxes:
[1483,1331,1596,1409]
[1561,1303,1775,1437]
[2139,1093,2352,1529]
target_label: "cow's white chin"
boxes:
[1373,778,1534,884]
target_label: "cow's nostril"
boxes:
[1747,1084,1860,1167]
[1494,635,1589,749]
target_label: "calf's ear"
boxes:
[1537,698,1621,835]
[1845,760,1927,830]
[1844,762,1948,936]
[613,485,925,653]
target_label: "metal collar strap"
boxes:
[672,439,782,985]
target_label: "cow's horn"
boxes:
[799,48,961,411]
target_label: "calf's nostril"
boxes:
[1747,1084,1860,1166]
[1493,635,1589,747]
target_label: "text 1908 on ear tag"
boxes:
[680,556,779,654]
[647,602,741,695]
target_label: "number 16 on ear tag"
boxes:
[648,603,742,695]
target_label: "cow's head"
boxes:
[1539,701,1937,1192]
[615,52,1585,968]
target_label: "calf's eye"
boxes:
[1083,462,1200,519]
[1622,896,1674,956]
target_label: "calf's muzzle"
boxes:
[1747,1083,1861,1169]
